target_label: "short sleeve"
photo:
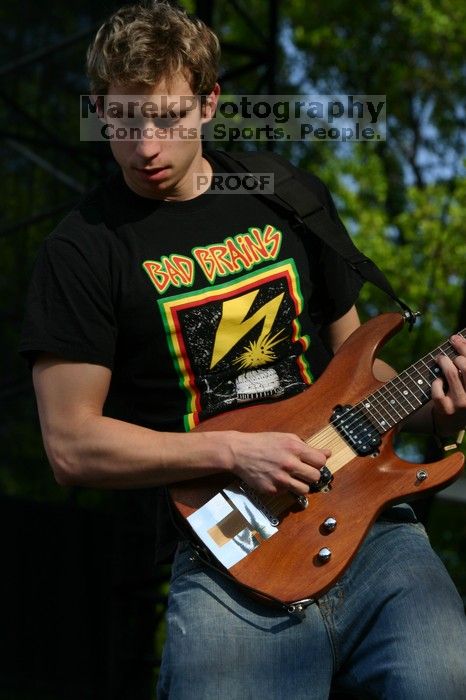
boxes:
[19,232,118,369]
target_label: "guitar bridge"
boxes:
[238,482,280,525]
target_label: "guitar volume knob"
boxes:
[317,547,332,563]
[322,517,337,533]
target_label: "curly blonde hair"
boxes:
[86,1,220,94]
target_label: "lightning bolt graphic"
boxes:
[210,289,285,369]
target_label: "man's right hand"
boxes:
[225,430,331,496]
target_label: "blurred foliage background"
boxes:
[1,0,465,697]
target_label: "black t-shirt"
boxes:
[20,153,363,428]
[19,151,364,557]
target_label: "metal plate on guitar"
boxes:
[187,483,278,569]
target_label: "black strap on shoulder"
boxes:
[210,149,417,325]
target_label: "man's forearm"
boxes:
[44,414,327,496]
[46,414,234,489]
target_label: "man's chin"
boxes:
[125,171,174,199]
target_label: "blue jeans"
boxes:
[157,519,466,699]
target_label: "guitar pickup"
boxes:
[332,404,382,456]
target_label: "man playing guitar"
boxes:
[20,2,466,697]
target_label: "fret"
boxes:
[426,353,443,378]
[408,365,431,401]
[365,377,416,431]
[377,384,407,421]
[413,358,434,381]
[419,358,440,381]
[398,368,430,404]
[369,390,400,425]
[352,329,465,436]
[396,372,426,404]
[358,398,389,432]
[372,387,404,423]
[417,356,438,378]
[386,375,419,412]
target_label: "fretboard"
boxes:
[356,329,466,432]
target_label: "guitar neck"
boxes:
[357,328,466,433]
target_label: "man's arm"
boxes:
[32,354,328,495]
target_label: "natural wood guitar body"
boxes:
[170,313,464,605]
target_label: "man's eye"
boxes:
[152,116,181,128]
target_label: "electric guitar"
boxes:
[169,313,465,608]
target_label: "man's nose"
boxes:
[133,130,163,159]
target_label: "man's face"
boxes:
[106,75,218,200]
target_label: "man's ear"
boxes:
[201,83,220,122]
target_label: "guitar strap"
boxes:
[209,149,417,326]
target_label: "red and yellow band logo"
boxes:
[142,224,282,294]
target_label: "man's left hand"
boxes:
[432,334,466,436]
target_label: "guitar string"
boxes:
[343,341,460,434]
[246,333,465,518]
[311,335,463,446]
[300,362,439,453]
[288,338,463,485]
